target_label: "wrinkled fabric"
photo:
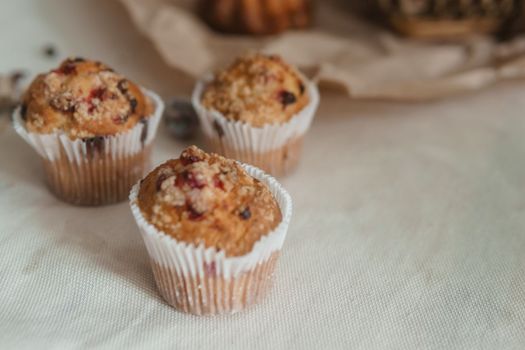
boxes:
[120,0,525,100]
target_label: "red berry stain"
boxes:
[112,115,125,124]
[176,171,205,189]
[89,87,106,101]
[129,98,138,113]
[54,62,76,75]
[213,174,225,191]
[180,154,202,166]
[87,87,106,114]
[187,205,205,221]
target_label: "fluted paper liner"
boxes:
[13,89,164,205]
[129,164,293,315]
[192,74,320,176]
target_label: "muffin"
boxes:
[199,0,312,35]
[13,58,164,205]
[376,0,518,39]
[192,53,319,176]
[129,146,292,315]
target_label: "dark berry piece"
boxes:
[139,118,148,146]
[155,173,168,191]
[62,64,76,75]
[20,104,28,121]
[188,205,205,221]
[55,61,76,75]
[72,57,85,62]
[164,98,199,140]
[89,87,106,101]
[239,207,251,220]
[10,70,26,85]
[117,79,129,94]
[278,90,297,107]
[87,88,106,114]
[129,98,138,113]
[66,104,76,113]
[112,114,127,125]
[180,154,202,166]
[43,44,57,58]
[212,119,224,138]
[299,82,305,95]
[83,136,105,158]
[177,171,206,189]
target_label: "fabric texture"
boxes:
[1,0,525,349]
[1,83,525,349]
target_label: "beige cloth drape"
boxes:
[120,0,525,100]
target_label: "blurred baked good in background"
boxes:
[199,0,312,35]
[375,0,521,39]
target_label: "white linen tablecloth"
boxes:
[0,1,524,349]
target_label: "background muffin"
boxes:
[14,58,164,205]
[130,146,292,315]
[22,58,152,138]
[193,52,320,177]
[199,0,312,35]
[201,53,309,127]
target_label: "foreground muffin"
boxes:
[129,146,292,315]
[13,58,164,205]
[193,53,319,176]
[200,0,312,35]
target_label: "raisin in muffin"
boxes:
[200,0,312,35]
[130,146,292,315]
[193,53,319,177]
[13,58,164,205]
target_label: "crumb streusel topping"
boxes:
[137,146,282,256]
[201,53,309,127]
[21,58,152,139]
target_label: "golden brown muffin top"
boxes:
[21,58,152,139]
[201,53,309,127]
[137,146,282,257]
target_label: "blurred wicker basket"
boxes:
[199,0,312,35]
[376,0,520,39]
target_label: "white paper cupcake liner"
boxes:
[12,89,164,205]
[191,74,319,175]
[129,164,293,315]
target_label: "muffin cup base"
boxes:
[151,251,280,316]
[43,146,152,206]
[207,136,304,177]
